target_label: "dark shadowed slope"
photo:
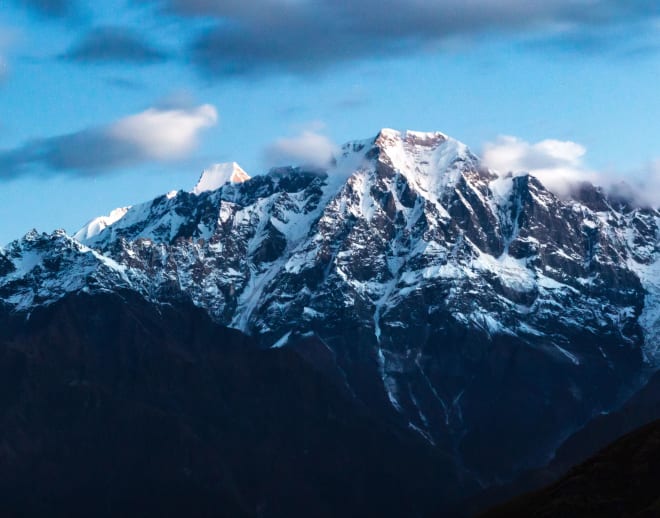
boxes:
[0,292,462,518]
[550,370,660,471]
[480,418,660,518]
[467,369,660,515]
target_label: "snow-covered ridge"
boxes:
[0,229,132,311]
[74,206,131,242]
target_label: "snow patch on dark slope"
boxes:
[1,128,659,486]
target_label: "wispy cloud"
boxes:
[0,104,218,178]
[133,0,660,77]
[264,124,338,168]
[61,26,169,64]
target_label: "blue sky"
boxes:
[0,0,659,244]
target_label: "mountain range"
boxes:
[1,128,659,515]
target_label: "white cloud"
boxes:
[264,128,338,168]
[482,135,597,196]
[109,104,217,160]
[0,103,219,177]
[483,135,660,207]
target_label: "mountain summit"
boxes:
[1,128,659,485]
[192,162,251,195]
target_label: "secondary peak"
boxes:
[192,162,251,195]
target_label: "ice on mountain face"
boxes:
[471,251,536,293]
[377,347,403,412]
[74,207,131,242]
[627,214,660,366]
[553,344,581,365]
[638,261,660,366]
[192,162,250,195]
[271,331,292,349]
[489,173,516,202]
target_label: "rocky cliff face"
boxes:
[1,128,659,484]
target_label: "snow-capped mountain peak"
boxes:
[375,127,476,173]
[368,127,486,215]
[192,162,250,195]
